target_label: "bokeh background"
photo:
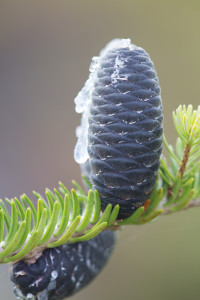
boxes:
[1,1,200,299]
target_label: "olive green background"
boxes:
[1,1,200,299]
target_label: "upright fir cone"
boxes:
[74,39,163,219]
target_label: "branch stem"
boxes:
[161,198,200,215]
[178,143,191,178]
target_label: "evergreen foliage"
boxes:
[0,105,200,263]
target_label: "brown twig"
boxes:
[178,143,191,178]
[166,143,191,201]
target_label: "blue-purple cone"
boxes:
[85,42,163,219]
[10,230,116,300]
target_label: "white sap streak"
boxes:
[74,57,99,164]
[74,39,135,165]
[111,56,126,84]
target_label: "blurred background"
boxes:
[1,0,200,299]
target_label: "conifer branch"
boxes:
[0,105,200,264]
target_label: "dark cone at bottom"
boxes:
[10,230,116,300]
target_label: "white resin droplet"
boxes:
[74,38,135,165]
[51,270,58,280]
[26,293,34,300]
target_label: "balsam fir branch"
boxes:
[0,37,199,300]
[0,105,200,264]
[0,178,162,263]
[159,105,200,212]
[0,181,118,263]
